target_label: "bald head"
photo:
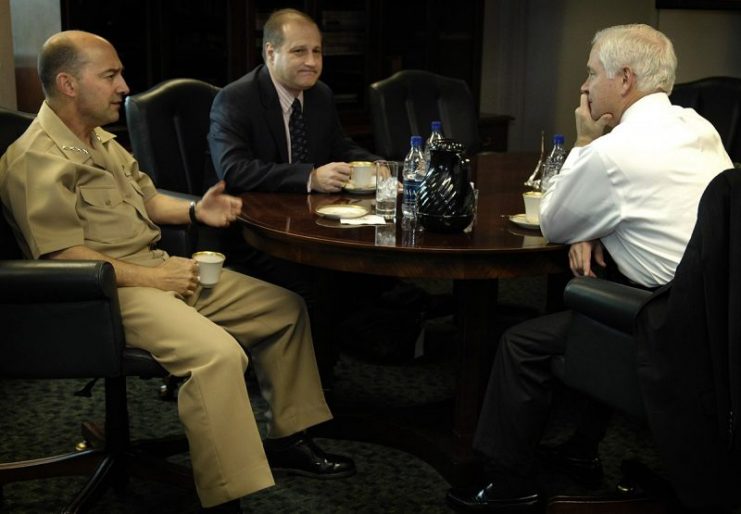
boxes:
[38,30,112,98]
[36,31,128,139]
[262,8,319,59]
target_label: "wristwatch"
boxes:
[189,201,199,225]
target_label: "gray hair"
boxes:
[262,8,319,60]
[593,24,677,95]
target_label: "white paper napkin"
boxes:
[340,214,387,225]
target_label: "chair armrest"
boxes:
[156,188,200,257]
[559,277,653,420]
[159,224,196,257]
[564,277,653,334]
[155,188,227,258]
[0,260,118,303]
[157,188,199,203]
[0,260,126,378]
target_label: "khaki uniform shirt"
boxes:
[0,102,167,266]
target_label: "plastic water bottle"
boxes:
[540,134,566,192]
[402,136,424,218]
[401,216,417,246]
[423,120,444,172]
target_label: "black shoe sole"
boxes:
[270,466,357,480]
[446,497,539,513]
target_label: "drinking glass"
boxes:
[375,160,401,220]
[374,223,396,246]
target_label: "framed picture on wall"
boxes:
[657,0,741,8]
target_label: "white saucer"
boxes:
[343,179,376,195]
[509,214,540,230]
[315,204,369,220]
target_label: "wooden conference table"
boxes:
[238,152,569,483]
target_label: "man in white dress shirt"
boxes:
[447,24,733,512]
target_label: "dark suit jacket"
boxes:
[208,65,381,193]
[636,168,741,509]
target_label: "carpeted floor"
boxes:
[0,276,686,513]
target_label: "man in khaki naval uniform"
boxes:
[0,31,354,513]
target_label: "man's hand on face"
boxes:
[569,240,606,278]
[574,92,613,147]
[310,162,352,193]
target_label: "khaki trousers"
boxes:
[117,269,332,507]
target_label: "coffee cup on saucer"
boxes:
[522,191,543,224]
[349,161,374,189]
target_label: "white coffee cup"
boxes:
[192,251,225,288]
[350,161,374,188]
[522,191,543,224]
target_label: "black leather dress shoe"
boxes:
[537,439,603,487]
[446,482,539,512]
[264,436,356,479]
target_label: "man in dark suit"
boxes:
[207,8,386,382]
[208,8,380,194]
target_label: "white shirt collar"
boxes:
[268,70,304,114]
[620,92,671,124]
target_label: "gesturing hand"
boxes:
[569,240,606,278]
[197,181,243,227]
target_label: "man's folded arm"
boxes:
[46,245,198,296]
[45,245,158,287]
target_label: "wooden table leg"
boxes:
[318,278,502,486]
[452,279,499,454]
[546,271,570,313]
[310,268,340,388]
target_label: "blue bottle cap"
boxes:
[553,134,565,145]
[431,121,442,131]
[411,135,423,146]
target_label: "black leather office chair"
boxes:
[368,70,480,161]
[670,76,741,163]
[125,78,221,261]
[553,279,649,420]
[0,108,192,512]
[125,78,220,196]
[551,168,741,513]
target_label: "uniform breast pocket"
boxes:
[128,179,144,196]
[78,187,134,242]
[125,178,149,212]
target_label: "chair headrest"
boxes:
[125,79,221,195]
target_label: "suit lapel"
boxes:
[303,87,320,162]
[257,66,289,163]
